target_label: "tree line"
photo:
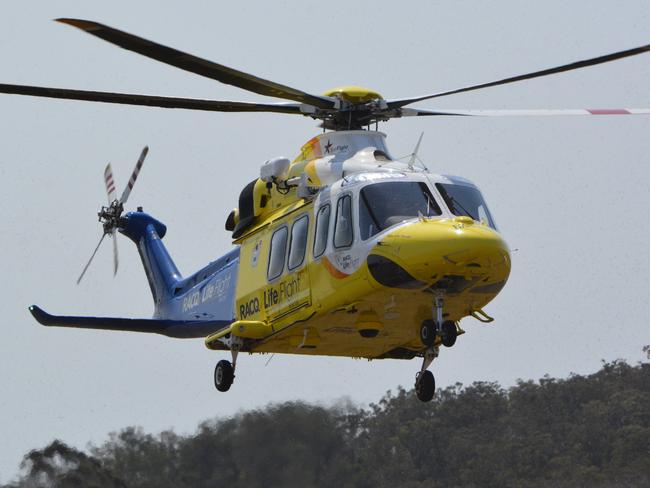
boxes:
[5,349,649,487]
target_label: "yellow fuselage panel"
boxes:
[369,217,510,286]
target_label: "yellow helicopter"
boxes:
[4,19,648,402]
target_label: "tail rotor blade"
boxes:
[77,233,106,285]
[112,231,119,276]
[120,146,148,205]
[104,163,117,203]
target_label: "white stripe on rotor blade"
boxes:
[112,231,119,277]
[404,108,650,117]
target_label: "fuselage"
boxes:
[228,169,510,358]
[151,130,511,359]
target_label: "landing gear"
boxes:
[420,293,458,349]
[214,344,239,393]
[441,320,457,347]
[415,370,435,402]
[419,319,436,347]
[414,346,438,402]
[214,360,234,392]
[414,293,458,402]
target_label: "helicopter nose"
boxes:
[366,217,511,292]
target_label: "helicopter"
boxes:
[3,19,648,402]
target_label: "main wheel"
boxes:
[214,360,234,392]
[415,370,436,402]
[441,321,458,347]
[419,319,436,347]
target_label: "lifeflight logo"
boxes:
[238,271,309,319]
[263,273,304,309]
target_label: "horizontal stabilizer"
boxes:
[29,305,229,339]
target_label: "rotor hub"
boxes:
[322,86,383,104]
[98,200,124,234]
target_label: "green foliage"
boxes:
[4,440,124,488]
[6,356,649,488]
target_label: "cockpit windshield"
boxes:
[435,183,496,229]
[359,181,442,240]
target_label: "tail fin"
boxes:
[119,211,181,305]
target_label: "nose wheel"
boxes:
[419,319,436,346]
[441,320,457,347]
[419,294,459,348]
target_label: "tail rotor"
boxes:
[76,146,149,284]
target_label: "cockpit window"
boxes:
[435,183,496,229]
[359,181,442,240]
[334,195,354,248]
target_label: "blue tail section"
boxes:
[119,211,180,305]
[119,211,239,322]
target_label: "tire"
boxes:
[419,319,436,347]
[214,360,234,392]
[441,321,457,348]
[415,370,435,402]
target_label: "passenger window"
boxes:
[267,226,288,281]
[334,195,353,248]
[313,204,330,259]
[288,215,309,270]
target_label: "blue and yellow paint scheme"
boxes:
[30,128,510,371]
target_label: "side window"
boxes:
[267,226,288,281]
[334,195,353,248]
[288,215,309,270]
[313,204,330,259]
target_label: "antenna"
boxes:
[397,132,429,171]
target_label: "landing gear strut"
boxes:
[214,343,240,393]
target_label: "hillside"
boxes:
[6,350,649,488]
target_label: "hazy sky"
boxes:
[1,0,649,481]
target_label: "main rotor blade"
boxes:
[0,83,304,114]
[389,43,650,108]
[120,146,148,205]
[401,107,650,117]
[77,233,106,285]
[56,18,335,110]
[104,163,117,203]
